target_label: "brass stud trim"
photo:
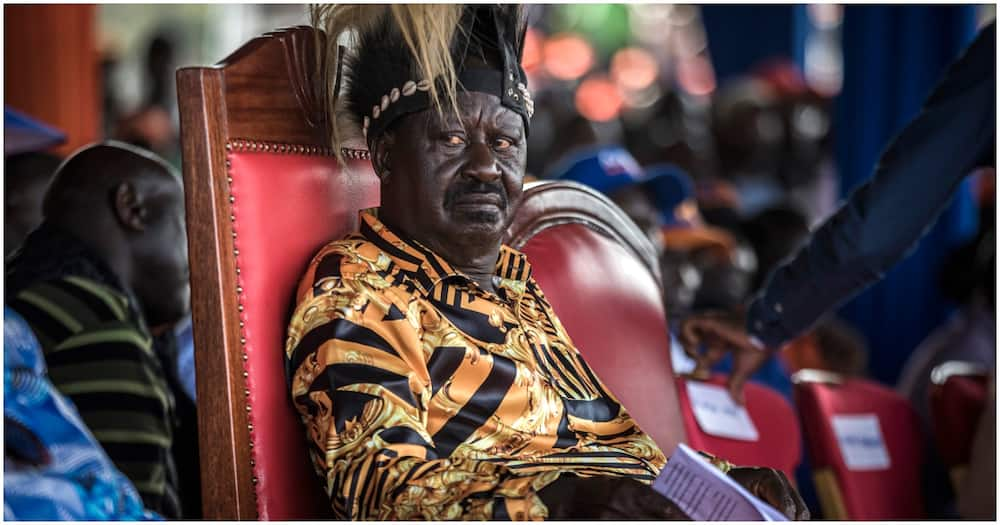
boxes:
[225,139,338,157]
[341,148,371,160]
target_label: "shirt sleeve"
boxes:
[284,274,562,520]
[747,21,997,348]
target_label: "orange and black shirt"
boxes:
[285,211,667,520]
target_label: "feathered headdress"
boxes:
[312,5,532,161]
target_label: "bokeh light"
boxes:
[543,33,595,81]
[575,75,624,122]
[611,47,659,91]
[521,27,543,74]
[676,55,717,96]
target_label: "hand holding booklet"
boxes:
[652,444,788,521]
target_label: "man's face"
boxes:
[130,175,190,330]
[378,91,527,253]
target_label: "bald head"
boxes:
[43,141,179,220]
[41,141,190,330]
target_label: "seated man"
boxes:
[4,107,66,257]
[6,142,191,518]
[286,5,807,520]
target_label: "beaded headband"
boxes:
[339,6,533,154]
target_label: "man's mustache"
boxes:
[443,180,508,209]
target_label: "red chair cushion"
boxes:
[676,374,801,479]
[521,223,686,454]
[795,378,924,519]
[929,374,988,467]
[228,151,379,519]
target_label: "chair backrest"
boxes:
[505,180,687,454]
[676,374,801,479]
[792,371,924,520]
[928,361,989,469]
[176,27,379,520]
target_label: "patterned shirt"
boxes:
[285,212,667,520]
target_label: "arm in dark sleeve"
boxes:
[747,22,996,348]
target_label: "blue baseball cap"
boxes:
[549,145,649,196]
[643,163,696,226]
[5,107,66,156]
[550,146,696,220]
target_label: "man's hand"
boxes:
[538,475,691,520]
[678,313,775,404]
[728,467,810,520]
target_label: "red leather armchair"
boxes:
[177,27,379,519]
[505,181,687,454]
[179,29,688,520]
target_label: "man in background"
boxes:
[5,152,61,256]
[4,107,66,256]
[6,142,191,518]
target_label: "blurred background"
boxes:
[4,3,995,387]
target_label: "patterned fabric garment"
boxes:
[4,306,159,521]
[285,212,668,520]
[6,224,182,518]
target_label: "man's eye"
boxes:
[446,134,466,146]
[494,138,513,150]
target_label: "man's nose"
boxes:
[462,143,501,183]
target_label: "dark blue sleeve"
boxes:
[747,22,996,348]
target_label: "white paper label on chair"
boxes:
[831,414,891,471]
[670,333,697,375]
[686,381,760,441]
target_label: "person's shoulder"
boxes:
[8,275,140,346]
[293,234,395,303]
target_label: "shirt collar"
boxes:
[358,211,533,297]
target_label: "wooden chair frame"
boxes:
[506,180,663,289]
[176,26,331,519]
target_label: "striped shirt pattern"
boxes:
[285,212,667,520]
[9,275,180,518]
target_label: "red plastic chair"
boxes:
[676,374,801,479]
[177,27,379,519]
[505,181,687,454]
[792,370,924,520]
[928,360,990,489]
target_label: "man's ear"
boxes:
[113,181,148,232]
[372,133,394,181]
